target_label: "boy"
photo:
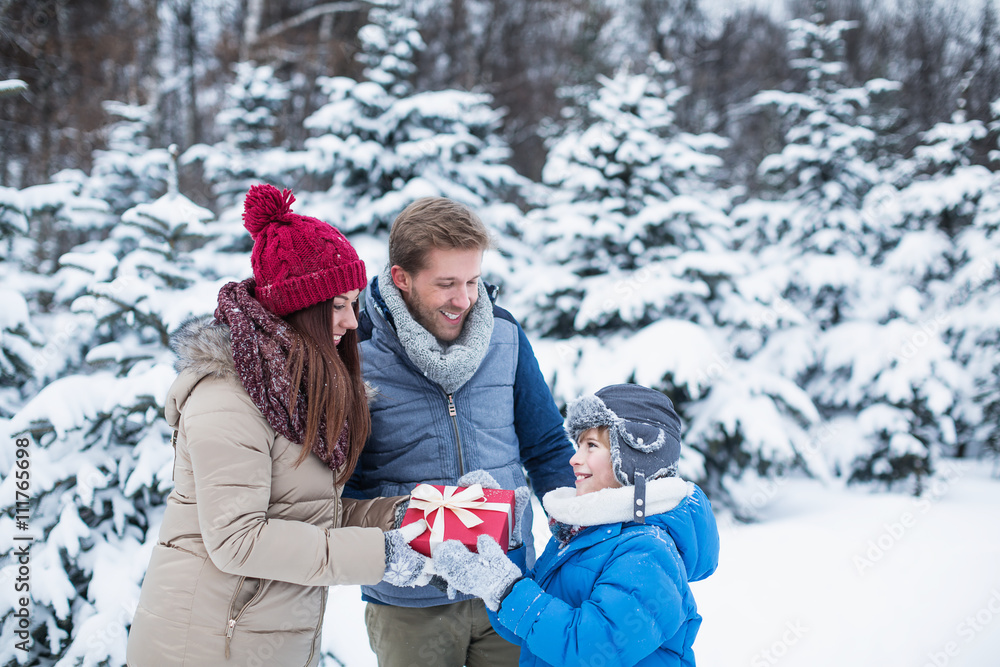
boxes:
[433,384,720,666]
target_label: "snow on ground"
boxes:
[323,459,1000,666]
[696,459,1000,667]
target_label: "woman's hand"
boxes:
[382,519,434,587]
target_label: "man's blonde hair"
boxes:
[388,197,494,274]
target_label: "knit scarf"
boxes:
[215,278,348,471]
[377,264,494,395]
[548,516,586,548]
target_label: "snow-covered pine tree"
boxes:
[0,157,221,665]
[0,186,43,418]
[516,54,731,337]
[355,2,423,99]
[948,186,1000,465]
[0,177,116,398]
[0,284,36,417]
[977,102,1000,466]
[905,101,1000,464]
[300,0,530,281]
[829,101,995,481]
[746,16,890,259]
[85,102,172,216]
[733,12,957,491]
[183,61,298,211]
[512,55,822,508]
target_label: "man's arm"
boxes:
[496,307,576,499]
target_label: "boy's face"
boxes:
[570,427,621,496]
[391,247,483,343]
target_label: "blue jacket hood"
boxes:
[647,484,719,582]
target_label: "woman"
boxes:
[127,184,429,667]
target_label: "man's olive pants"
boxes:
[365,598,520,667]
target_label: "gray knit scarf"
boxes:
[378,264,494,395]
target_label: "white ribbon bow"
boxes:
[409,484,511,554]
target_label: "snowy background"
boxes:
[2,0,1000,665]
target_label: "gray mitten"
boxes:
[432,534,522,611]
[457,469,529,549]
[456,469,501,489]
[510,486,529,549]
[383,519,434,587]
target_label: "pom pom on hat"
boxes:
[241,183,367,316]
[243,184,295,236]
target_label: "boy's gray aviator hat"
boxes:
[566,384,682,523]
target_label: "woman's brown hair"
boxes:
[283,297,370,484]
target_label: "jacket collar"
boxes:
[542,477,692,527]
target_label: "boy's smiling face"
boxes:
[570,427,622,496]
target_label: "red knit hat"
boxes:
[242,184,367,316]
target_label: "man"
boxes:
[345,197,575,666]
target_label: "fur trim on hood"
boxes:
[170,316,238,380]
[168,315,378,400]
[542,477,693,527]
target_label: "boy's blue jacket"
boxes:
[491,480,720,666]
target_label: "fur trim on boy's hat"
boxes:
[566,384,682,523]
[242,183,367,316]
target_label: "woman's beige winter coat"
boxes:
[127,321,401,667]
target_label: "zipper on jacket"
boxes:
[170,429,179,481]
[224,576,267,659]
[445,392,465,476]
[304,588,328,666]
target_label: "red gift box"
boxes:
[401,484,515,558]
